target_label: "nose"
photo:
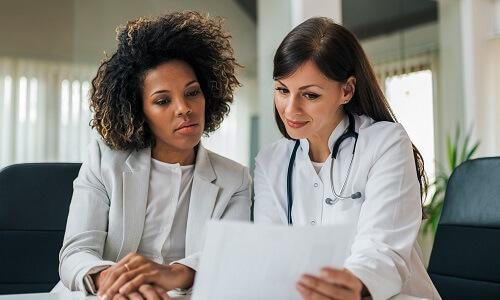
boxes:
[175,98,192,117]
[284,93,302,116]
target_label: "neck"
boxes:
[152,143,196,166]
[307,111,346,163]
[308,137,330,163]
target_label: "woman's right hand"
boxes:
[94,270,170,300]
[92,267,111,291]
[96,253,192,300]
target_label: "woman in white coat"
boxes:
[253,17,440,300]
[56,12,251,300]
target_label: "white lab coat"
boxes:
[253,114,440,300]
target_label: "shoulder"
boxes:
[205,148,250,187]
[84,138,136,173]
[255,137,295,164]
[357,115,409,142]
[356,114,413,161]
[207,149,247,174]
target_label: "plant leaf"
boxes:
[460,129,471,163]
[465,142,480,161]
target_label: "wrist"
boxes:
[168,263,195,289]
[91,269,107,290]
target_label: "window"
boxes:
[385,69,435,184]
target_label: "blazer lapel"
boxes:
[117,147,151,260]
[185,144,219,254]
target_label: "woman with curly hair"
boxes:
[55,11,250,300]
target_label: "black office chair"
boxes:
[0,163,81,295]
[428,157,500,299]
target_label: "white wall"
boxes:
[0,0,257,76]
[256,0,342,149]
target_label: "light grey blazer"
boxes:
[57,138,251,292]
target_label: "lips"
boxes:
[286,119,309,129]
[175,121,199,134]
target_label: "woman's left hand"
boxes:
[297,268,366,300]
[98,253,195,300]
[111,284,171,300]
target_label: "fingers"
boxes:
[138,284,161,300]
[112,294,128,300]
[119,271,162,295]
[98,265,127,298]
[128,292,145,300]
[297,282,331,300]
[98,253,156,300]
[298,274,351,300]
[320,268,363,293]
[153,286,172,300]
[101,266,149,300]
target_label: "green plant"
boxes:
[423,126,480,234]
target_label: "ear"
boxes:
[342,76,356,102]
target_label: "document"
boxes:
[192,221,354,300]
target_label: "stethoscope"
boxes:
[287,112,362,225]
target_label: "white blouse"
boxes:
[137,158,195,264]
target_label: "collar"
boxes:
[298,113,349,157]
[124,142,216,182]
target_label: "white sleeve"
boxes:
[344,125,422,300]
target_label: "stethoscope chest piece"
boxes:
[325,197,338,206]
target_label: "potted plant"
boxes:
[423,126,480,235]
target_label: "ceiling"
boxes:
[233,0,437,40]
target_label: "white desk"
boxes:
[0,293,188,300]
[0,292,427,300]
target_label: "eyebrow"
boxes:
[276,80,324,90]
[149,80,199,97]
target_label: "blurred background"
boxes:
[0,0,499,261]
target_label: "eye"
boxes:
[186,88,202,98]
[303,92,320,100]
[154,98,170,105]
[275,87,289,95]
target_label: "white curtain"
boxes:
[0,57,96,168]
[372,51,436,85]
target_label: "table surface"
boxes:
[0,292,429,300]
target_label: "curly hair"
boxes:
[89,11,241,150]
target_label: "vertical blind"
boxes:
[0,57,97,168]
[0,57,247,168]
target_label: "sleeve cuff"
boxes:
[82,264,114,295]
[76,261,115,295]
[169,253,200,295]
[345,265,399,300]
[170,253,199,272]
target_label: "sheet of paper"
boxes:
[192,221,354,300]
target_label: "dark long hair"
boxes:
[273,17,428,205]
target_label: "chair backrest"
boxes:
[428,157,500,299]
[0,163,81,295]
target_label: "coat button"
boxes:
[325,198,336,205]
[314,183,319,187]
[310,220,316,225]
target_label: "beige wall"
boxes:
[0,0,257,76]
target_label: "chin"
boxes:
[285,128,309,140]
[178,137,202,151]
